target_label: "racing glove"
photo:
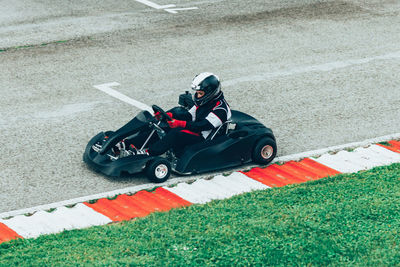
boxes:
[168,119,186,128]
[154,111,173,121]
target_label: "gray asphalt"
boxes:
[1,0,399,212]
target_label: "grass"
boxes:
[1,163,400,266]
[379,141,391,147]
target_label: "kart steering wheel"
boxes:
[152,105,173,121]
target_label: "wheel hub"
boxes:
[155,164,168,179]
[261,145,274,159]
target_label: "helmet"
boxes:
[191,72,222,106]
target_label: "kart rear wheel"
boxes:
[252,137,277,165]
[146,158,171,183]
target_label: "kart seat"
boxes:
[173,120,233,158]
[205,120,233,141]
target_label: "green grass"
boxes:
[379,141,391,147]
[1,163,400,266]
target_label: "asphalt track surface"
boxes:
[1,0,399,213]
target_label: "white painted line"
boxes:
[165,7,199,14]
[1,133,399,219]
[93,82,153,113]
[224,51,400,87]
[134,0,175,9]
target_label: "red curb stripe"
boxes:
[390,140,400,148]
[116,194,152,217]
[260,166,304,185]
[281,161,321,180]
[136,191,173,211]
[134,191,172,212]
[297,158,341,177]
[288,160,330,178]
[242,158,341,187]
[154,188,192,207]
[152,188,190,208]
[128,193,163,214]
[84,189,192,222]
[85,198,132,221]
[241,168,289,187]
[267,164,310,183]
[378,140,400,153]
[0,222,22,244]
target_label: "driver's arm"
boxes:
[185,119,214,132]
[167,107,192,121]
[168,107,227,132]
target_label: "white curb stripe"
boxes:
[211,175,250,196]
[0,204,111,238]
[313,145,400,173]
[189,179,230,201]
[313,152,363,173]
[228,172,270,191]
[164,172,268,204]
[368,145,400,163]
[164,182,208,204]
[276,133,400,163]
[353,147,390,166]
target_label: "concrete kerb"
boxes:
[1,132,399,220]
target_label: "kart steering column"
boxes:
[141,120,163,151]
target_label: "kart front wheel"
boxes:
[252,137,277,165]
[146,158,171,183]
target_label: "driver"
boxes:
[117,72,231,156]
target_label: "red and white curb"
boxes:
[1,139,399,244]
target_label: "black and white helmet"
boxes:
[191,72,222,106]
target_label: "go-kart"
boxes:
[83,92,277,183]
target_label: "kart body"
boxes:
[83,93,277,182]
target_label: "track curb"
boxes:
[1,135,399,243]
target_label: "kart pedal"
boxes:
[107,154,119,161]
[120,149,135,158]
[137,149,149,156]
[92,144,102,152]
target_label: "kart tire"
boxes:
[146,157,171,183]
[252,137,277,165]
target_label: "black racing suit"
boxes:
[128,92,231,156]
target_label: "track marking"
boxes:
[224,51,400,86]
[93,82,153,113]
[134,0,175,9]
[165,7,199,13]
[134,0,198,14]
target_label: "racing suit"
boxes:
[148,92,231,156]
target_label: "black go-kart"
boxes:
[83,92,277,183]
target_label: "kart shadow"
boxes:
[83,161,262,184]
